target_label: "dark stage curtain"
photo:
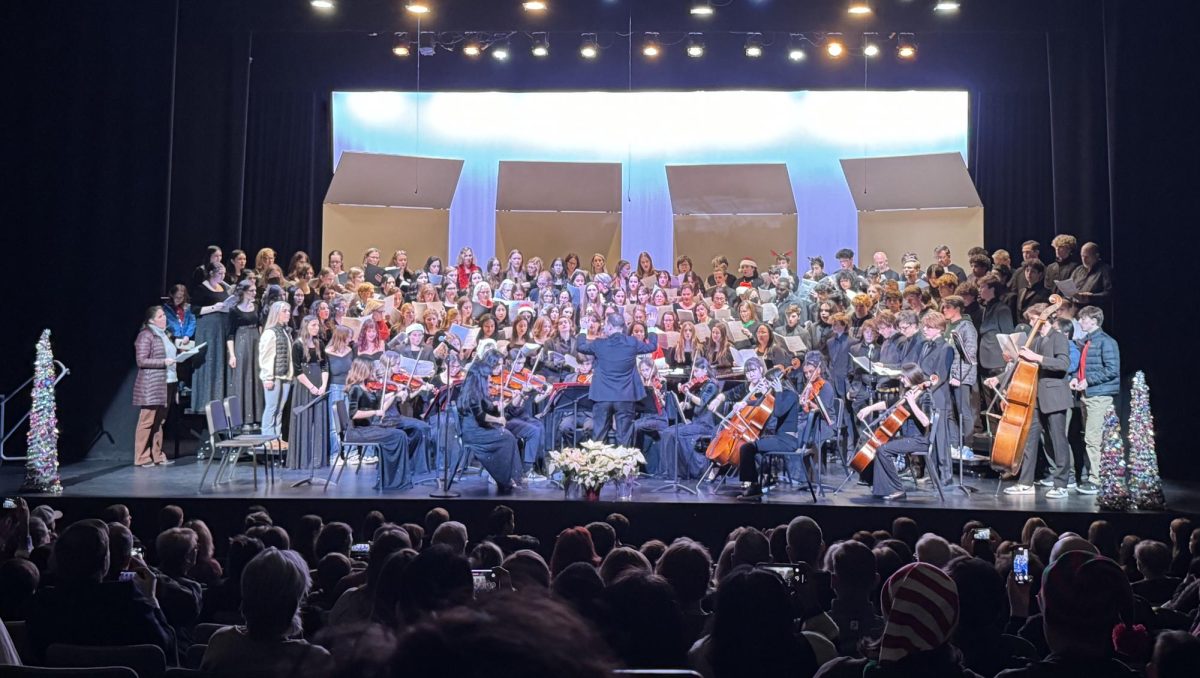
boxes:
[240,91,332,267]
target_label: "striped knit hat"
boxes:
[878,561,959,664]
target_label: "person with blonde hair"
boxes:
[258,301,294,440]
[1046,233,1080,287]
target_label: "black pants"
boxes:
[592,401,636,446]
[738,433,802,484]
[871,436,929,496]
[1018,408,1071,488]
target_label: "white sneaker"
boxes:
[1004,484,1035,495]
[960,446,976,461]
[1046,487,1069,499]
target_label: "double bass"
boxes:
[989,295,1064,475]
[849,375,938,473]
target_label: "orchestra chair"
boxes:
[899,411,946,502]
[46,643,166,678]
[762,411,822,503]
[0,667,136,678]
[222,396,280,464]
[200,401,272,491]
[451,410,484,484]
[328,400,382,492]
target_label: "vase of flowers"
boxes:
[549,440,645,502]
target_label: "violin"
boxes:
[390,369,426,390]
[799,374,833,425]
[365,380,399,393]
[679,375,708,394]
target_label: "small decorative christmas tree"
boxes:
[1096,405,1131,511]
[21,329,63,495]
[1127,371,1165,511]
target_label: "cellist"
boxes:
[737,352,834,501]
[1001,302,1074,499]
[856,363,935,501]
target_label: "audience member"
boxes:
[916,533,953,568]
[431,520,468,555]
[314,522,353,560]
[329,528,412,627]
[310,552,353,611]
[369,548,419,628]
[1167,518,1194,578]
[827,540,883,658]
[0,557,39,620]
[201,547,333,675]
[550,526,601,577]
[655,538,712,645]
[294,514,324,567]
[153,527,204,649]
[502,549,551,591]
[1148,630,1200,678]
[552,560,606,624]
[397,544,473,623]
[599,546,652,586]
[158,505,185,534]
[601,571,688,669]
[483,505,540,555]
[946,555,1036,676]
[423,508,450,548]
[639,539,668,568]
[202,534,265,623]
[1131,540,1182,606]
[891,516,920,551]
[183,518,223,585]
[25,521,174,663]
[586,521,618,559]
[469,541,504,569]
[787,516,826,567]
[605,512,630,547]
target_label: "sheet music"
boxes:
[339,317,364,336]
[399,356,436,378]
[760,303,779,325]
[1054,279,1080,297]
[676,309,695,324]
[428,274,443,286]
[657,331,680,350]
[995,332,1029,359]
[730,347,758,370]
[775,333,807,355]
[448,323,479,350]
[725,320,751,343]
[176,342,207,362]
[693,323,711,342]
[713,307,733,321]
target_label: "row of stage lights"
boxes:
[386,31,919,62]
[310,1,963,18]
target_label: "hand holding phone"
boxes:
[472,568,499,594]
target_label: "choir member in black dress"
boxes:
[287,315,330,470]
[457,349,523,494]
[224,280,263,426]
[856,363,936,501]
[191,262,232,410]
[343,358,413,490]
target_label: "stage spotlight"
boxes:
[826,36,845,58]
[864,41,880,57]
[788,34,806,61]
[934,1,961,11]
[310,0,335,11]
[491,41,510,61]
[392,33,411,57]
[744,34,763,58]
[580,34,599,59]
[522,1,547,11]
[690,1,714,16]
[405,2,430,15]
[531,34,550,57]
[847,1,872,15]
[897,34,917,59]
[686,34,705,58]
[642,33,661,58]
[462,37,482,57]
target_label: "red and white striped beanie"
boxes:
[878,561,959,664]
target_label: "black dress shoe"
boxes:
[883,491,907,501]
[737,484,764,502]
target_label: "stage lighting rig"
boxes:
[934,1,961,11]
[532,34,550,57]
[642,33,661,58]
[523,1,548,11]
[392,33,411,57]
[863,36,880,57]
[686,34,705,58]
[491,40,511,61]
[418,32,437,56]
[787,35,807,62]
[406,2,430,15]
[462,36,483,57]
[580,34,599,59]
[690,1,714,16]
[826,35,845,58]
[310,0,334,11]
[847,1,872,15]
[744,34,763,58]
[897,34,917,59]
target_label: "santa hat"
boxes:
[739,258,758,269]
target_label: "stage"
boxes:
[5,454,1196,559]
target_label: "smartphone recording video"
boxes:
[472,569,498,593]
[1013,547,1031,584]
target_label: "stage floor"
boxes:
[5,457,1196,555]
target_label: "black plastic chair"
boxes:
[46,643,166,678]
[327,399,382,491]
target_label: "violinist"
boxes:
[344,358,414,490]
[556,354,596,446]
[377,352,435,475]
[458,349,523,495]
[499,353,554,476]
[632,358,670,472]
[857,363,935,501]
[658,357,722,479]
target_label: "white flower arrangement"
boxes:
[549,440,646,491]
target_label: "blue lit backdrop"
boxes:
[332,90,969,267]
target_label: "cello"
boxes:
[703,368,783,466]
[849,375,937,473]
[989,295,1063,475]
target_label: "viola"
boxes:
[849,377,937,473]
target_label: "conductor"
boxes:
[577,313,658,446]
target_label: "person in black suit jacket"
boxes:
[856,363,937,500]
[735,362,802,501]
[26,521,175,664]
[577,313,657,446]
[917,312,956,487]
[1004,304,1074,498]
[1015,260,1052,318]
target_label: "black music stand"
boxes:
[429,383,462,498]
